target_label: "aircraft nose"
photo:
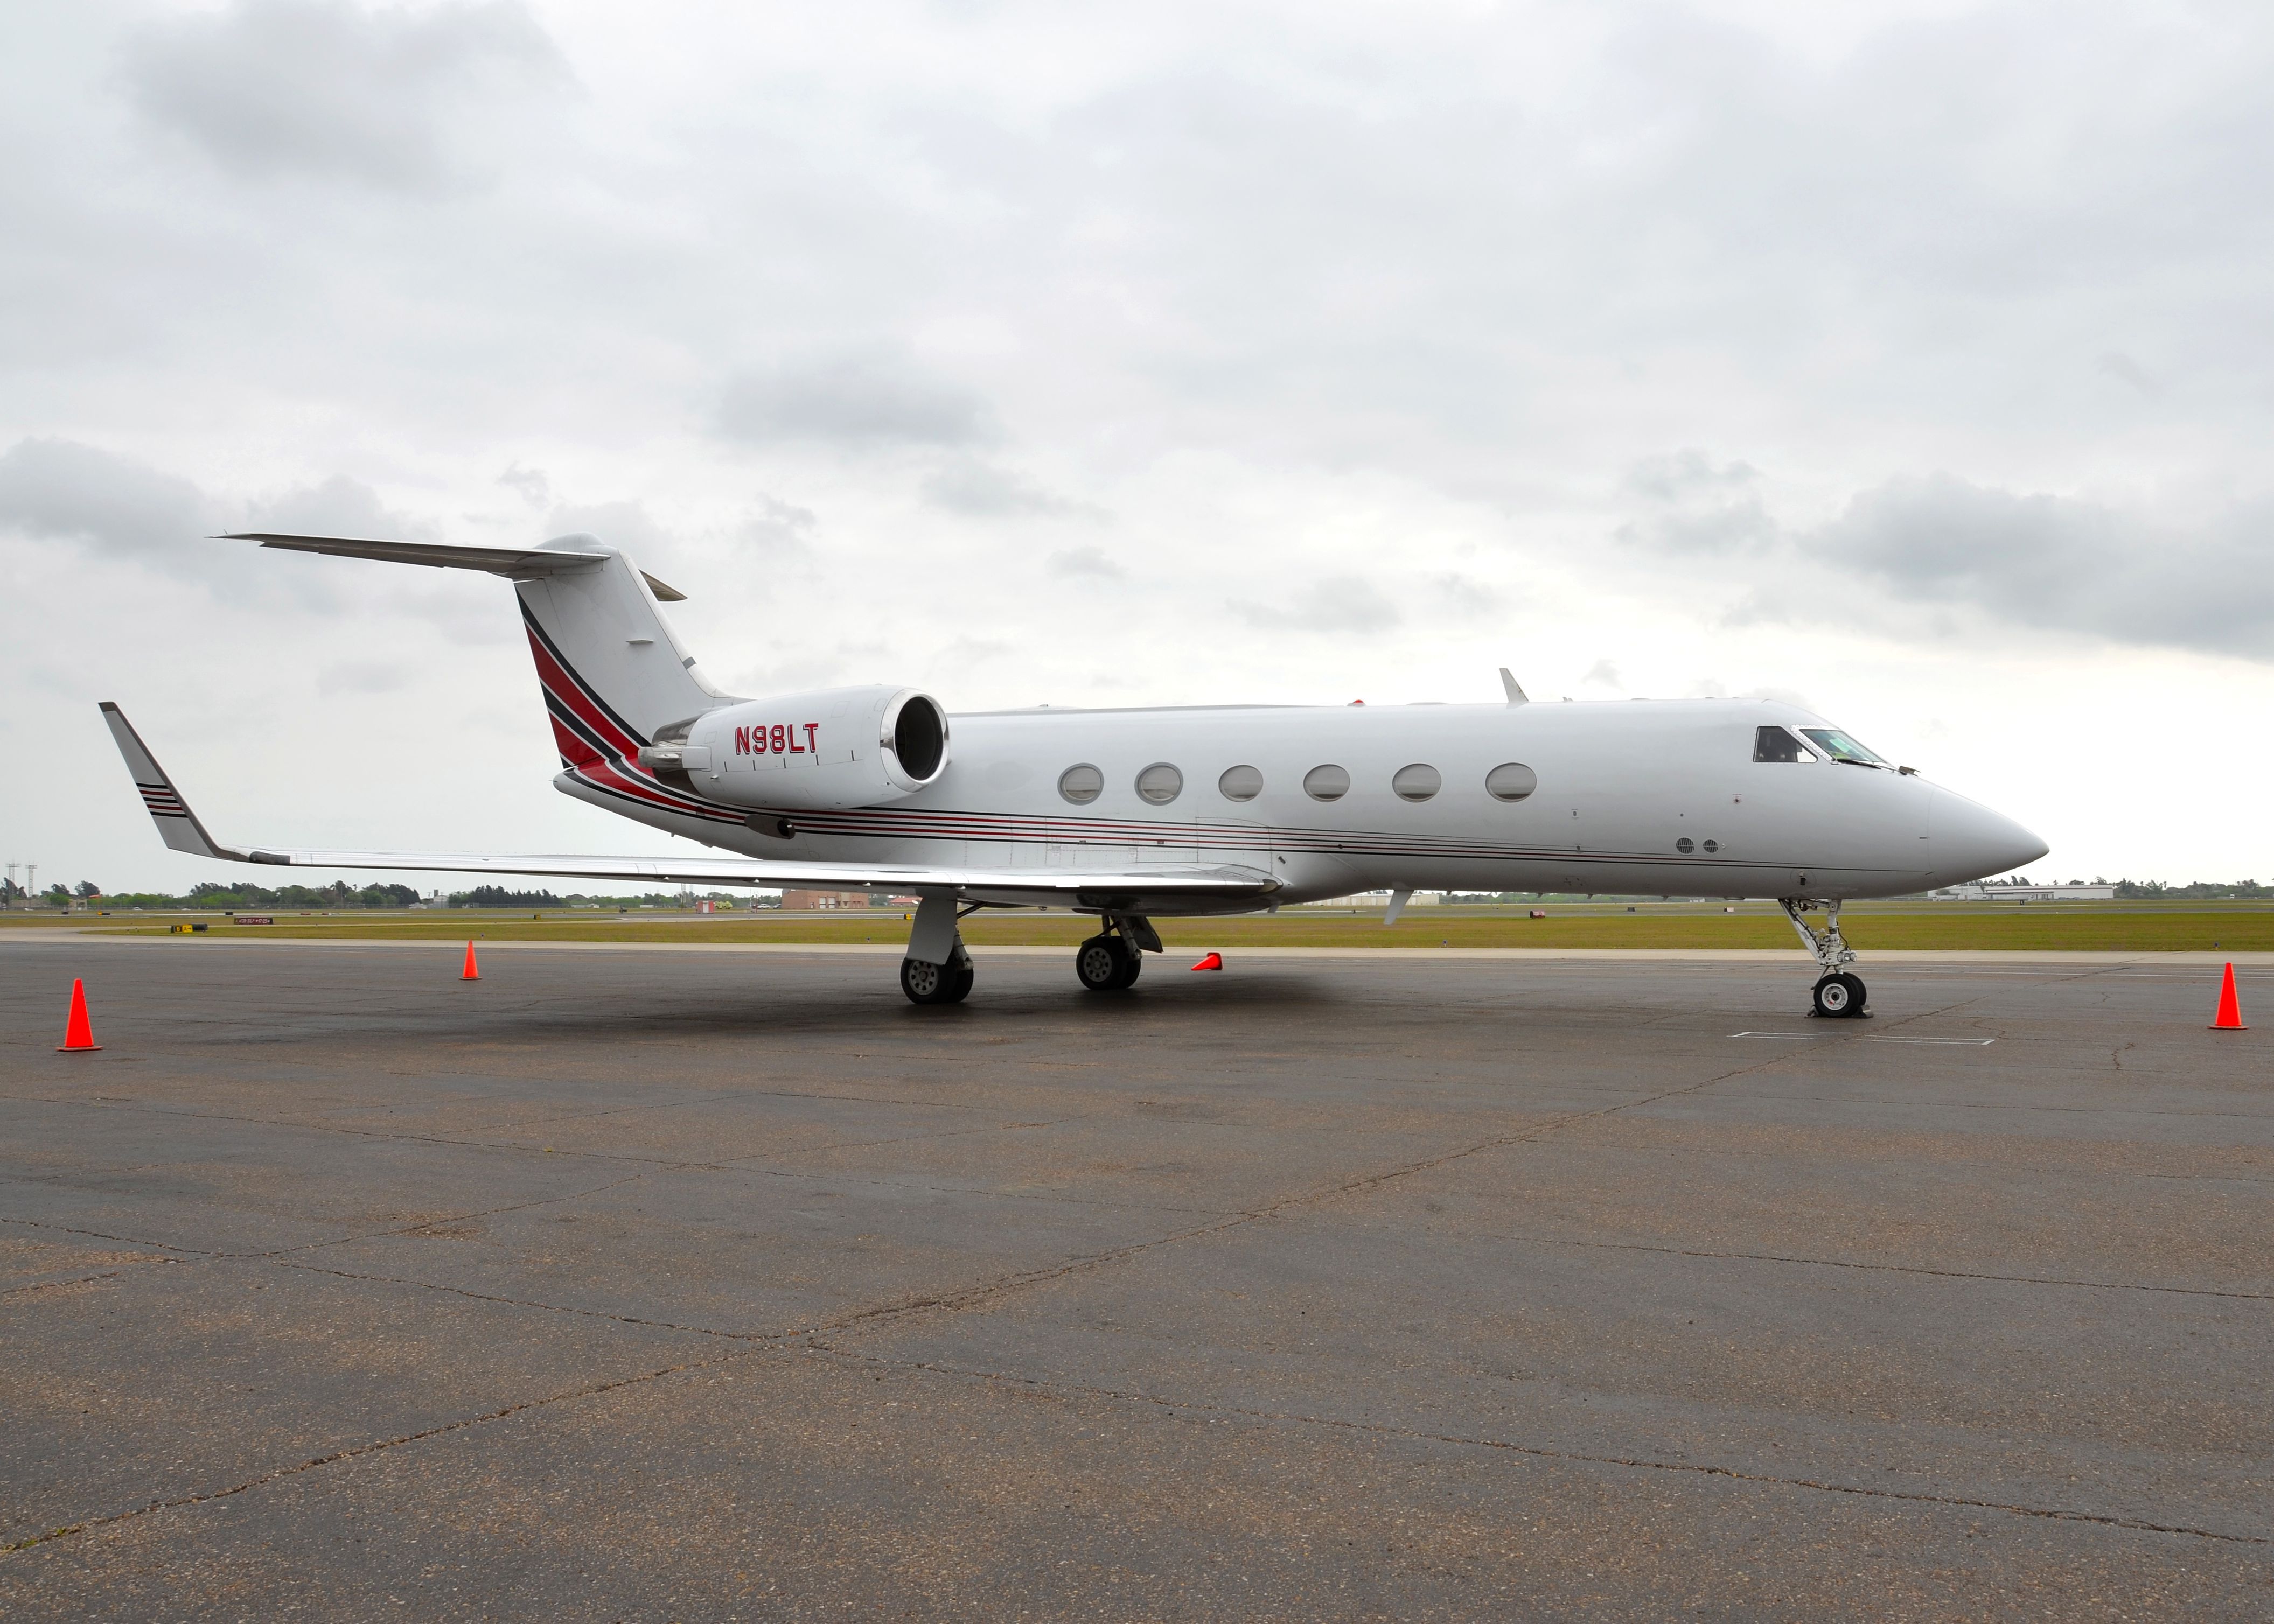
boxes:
[1930,788,2049,884]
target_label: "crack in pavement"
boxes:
[794,1342,2271,1548]
[1,1259,180,1298]
[0,1344,777,1558]
[12,1096,1237,1215]
[0,1175,643,1265]
[1494,1234,2274,1301]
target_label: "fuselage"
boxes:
[559,695,2046,911]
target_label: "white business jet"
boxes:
[103,532,2046,1015]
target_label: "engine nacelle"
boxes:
[638,685,948,814]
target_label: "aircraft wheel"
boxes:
[1811,972,1866,1019]
[945,962,975,1003]
[1076,935,1131,993]
[901,957,961,1006]
[1114,946,1145,990]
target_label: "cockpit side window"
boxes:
[1753,725,1813,763]
[1799,727,1887,766]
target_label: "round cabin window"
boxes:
[1303,764,1351,801]
[1058,763,1104,804]
[1391,763,1441,802]
[1218,764,1264,801]
[1676,837,1695,853]
[1485,762,1538,802]
[1135,762,1183,804]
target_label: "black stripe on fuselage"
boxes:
[519,597,652,750]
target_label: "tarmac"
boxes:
[1,936,2268,1620]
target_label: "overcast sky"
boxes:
[5,0,2270,893]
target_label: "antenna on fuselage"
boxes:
[1499,668,1529,706]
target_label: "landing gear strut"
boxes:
[1075,915,1159,993]
[1782,898,1868,1019]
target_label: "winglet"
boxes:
[98,703,249,862]
[1499,668,1529,706]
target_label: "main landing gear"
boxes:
[1782,898,1868,1019]
[1075,915,1161,993]
[899,944,974,1005]
[900,894,976,1006]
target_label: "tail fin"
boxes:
[512,535,736,764]
[226,529,737,761]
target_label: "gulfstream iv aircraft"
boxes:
[104,532,2047,1014]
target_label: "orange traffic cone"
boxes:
[461,941,481,982]
[2212,962,2246,1030]
[57,978,101,1052]
[1191,951,1223,971]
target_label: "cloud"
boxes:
[249,473,436,541]
[1625,451,1760,502]
[1583,659,1624,690]
[498,464,550,507]
[1230,576,1400,633]
[1803,474,2274,658]
[0,442,429,607]
[0,438,214,558]
[716,356,1000,449]
[738,495,818,555]
[1617,451,1775,556]
[1623,495,1777,558]
[121,0,568,190]
[923,461,1098,519]
[317,660,408,696]
[1641,471,2274,661]
[1428,572,1505,617]
[1048,545,1124,579]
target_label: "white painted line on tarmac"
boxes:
[1731,1031,1820,1040]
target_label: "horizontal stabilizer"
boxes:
[221,533,609,577]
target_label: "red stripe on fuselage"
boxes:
[525,629,646,759]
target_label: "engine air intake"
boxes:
[889,692,947,783]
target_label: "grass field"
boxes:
[33,903,2274,952]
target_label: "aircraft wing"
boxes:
[100,703,1278,904]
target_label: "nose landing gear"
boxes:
[1811,971,1866,1018]
[1782,898,1870,1019]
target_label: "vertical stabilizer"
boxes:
[514,535,736,764]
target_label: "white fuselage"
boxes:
[559,696,2044,911]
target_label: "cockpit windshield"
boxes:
[1799,727,1887,766]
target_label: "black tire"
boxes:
[1811,973,1865,1019]
[944,963,975,1003]
[1113,946,1145,990]
[901,956,960,1005]
[1076,935,1131,992]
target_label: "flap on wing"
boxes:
[233,846,1279,900]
